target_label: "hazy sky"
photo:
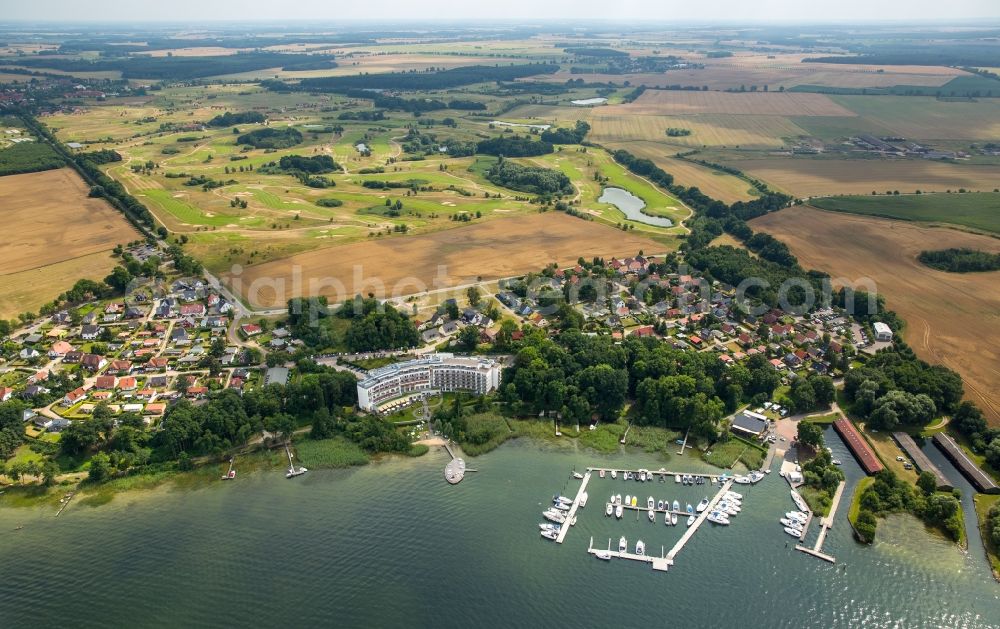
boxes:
[3,0,999,23]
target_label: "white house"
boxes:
[873,321,893,342]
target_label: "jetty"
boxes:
[676,428,690,455]
[587,466,728,482]
[588,536,672,572]
[284,442,307,478]
[796,480,846,563]
[54,491,75,517]
[556,471,591,543]
[443,441,476,484]
[667,479,734,562]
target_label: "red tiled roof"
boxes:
[834,418,883,475]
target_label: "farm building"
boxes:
[892,432,952,491]
[932,433,1000,494]
[833,417,883,475]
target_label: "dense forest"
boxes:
[917,248,1000,273]
[540,120,591,144]
[475,135,553,157]
[208,111,266,127]
[10,52,318,80]
[286,63,560,92]
[484,157,573,196]
[236,127,302,149]
[286,297,420,352]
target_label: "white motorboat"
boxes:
[685,503,694,514]
[657,499,664,510]
[611,470,617,479]
[672,513,678,526]
[635,540,645,556]
[664,512,672,525]
[619,536,628,552]
[672,499,680,512]
[615,504,623,519]
[286,466,308,478]
[648,509,655,522]
[541,529,559,540]
[734,475,751,485]
[539,523,560,531]
[543,510,566,524]
[599,469,606,478]
[719,502,739,516]
[606,503,614,517]
[553,502,571,511]
[784,526,803,537]
[573,471,584,480]
[780,518,803,529]
[647,496,655,510]
[696,497,710,513]
[554,495,572,505]
[675,474,681,483]
[832,459,842,466]
[786,511,808,523]
[595,550,611,561]
[615,494,622,505]
[580,492,589,508]
[686,515,696,527]
[625,494,632,507]
[707,511,730,525]
[791,490,809,513]
[725,490,743,501]
[610,493,616,505]
[748,471,765,483]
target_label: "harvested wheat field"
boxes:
[732,158,1000,197]
[232,212,663,308]
[603,90,856,117]
[0,168,139,274]
[605,141,755,203]
[752,206,1000,422]
[588,113,806,148]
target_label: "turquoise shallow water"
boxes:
[0,428,998,628]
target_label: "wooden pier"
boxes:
[667,479,734,561]
[586,466,729,482]
[588,536,672,572]
[443,441,475,484]
[796,480,846,563]
[556,471,591,544]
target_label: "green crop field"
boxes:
[810,192,1000,234]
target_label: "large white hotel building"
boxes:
[356,353,502,412]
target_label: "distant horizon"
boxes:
[2,0,999,24]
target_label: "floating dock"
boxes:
[556,471,591,544]
[667,479,734,561]
[587,467,729,482]
[588,537,672,571]
[796,480,846,563]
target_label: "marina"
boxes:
[555,471,591,543]
[582,477,737,571]
[585,466,734,482]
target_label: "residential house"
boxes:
[180,303,206,317]
[64,350,83,363]
[64,386,88,405]
[0,387,13,402]
[19,347,40,360]
[81,353,107,372]
[95,375,117,389]
[49,340,75,357]
[81,324,101,341]
[240,323,262,337]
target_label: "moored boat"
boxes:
[572,471,584,480]
[611,469,617,479]
[671,513,678,526]
[672,499,680,512]
[606,503,614,517]
[619,536,628,552]
[685,503,694,514]
[686,515,695,527]
[706,510,730,525]
[664,511,672,525]
[784,526,803,537]
[595,550,611,561]
[734,475,751,485]
[780,518,803,529]
[657,499,664,510]
[648,509,655,522]
[615,504,624,519]
[635,539,645,556]
[791,490,809,513]
[725,490,743,501]
[631,496,637,507]
[696,497,710,513]
[599,469,605,478]
[541,529,559,540]
[675,474,681,483]
[647,496,655,510]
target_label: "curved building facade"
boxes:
[357,353,501,412]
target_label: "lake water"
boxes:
[599,187,674,227]
[0,429,997,628]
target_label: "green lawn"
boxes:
[810,192,1000,234]
[973,493,1000,579]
